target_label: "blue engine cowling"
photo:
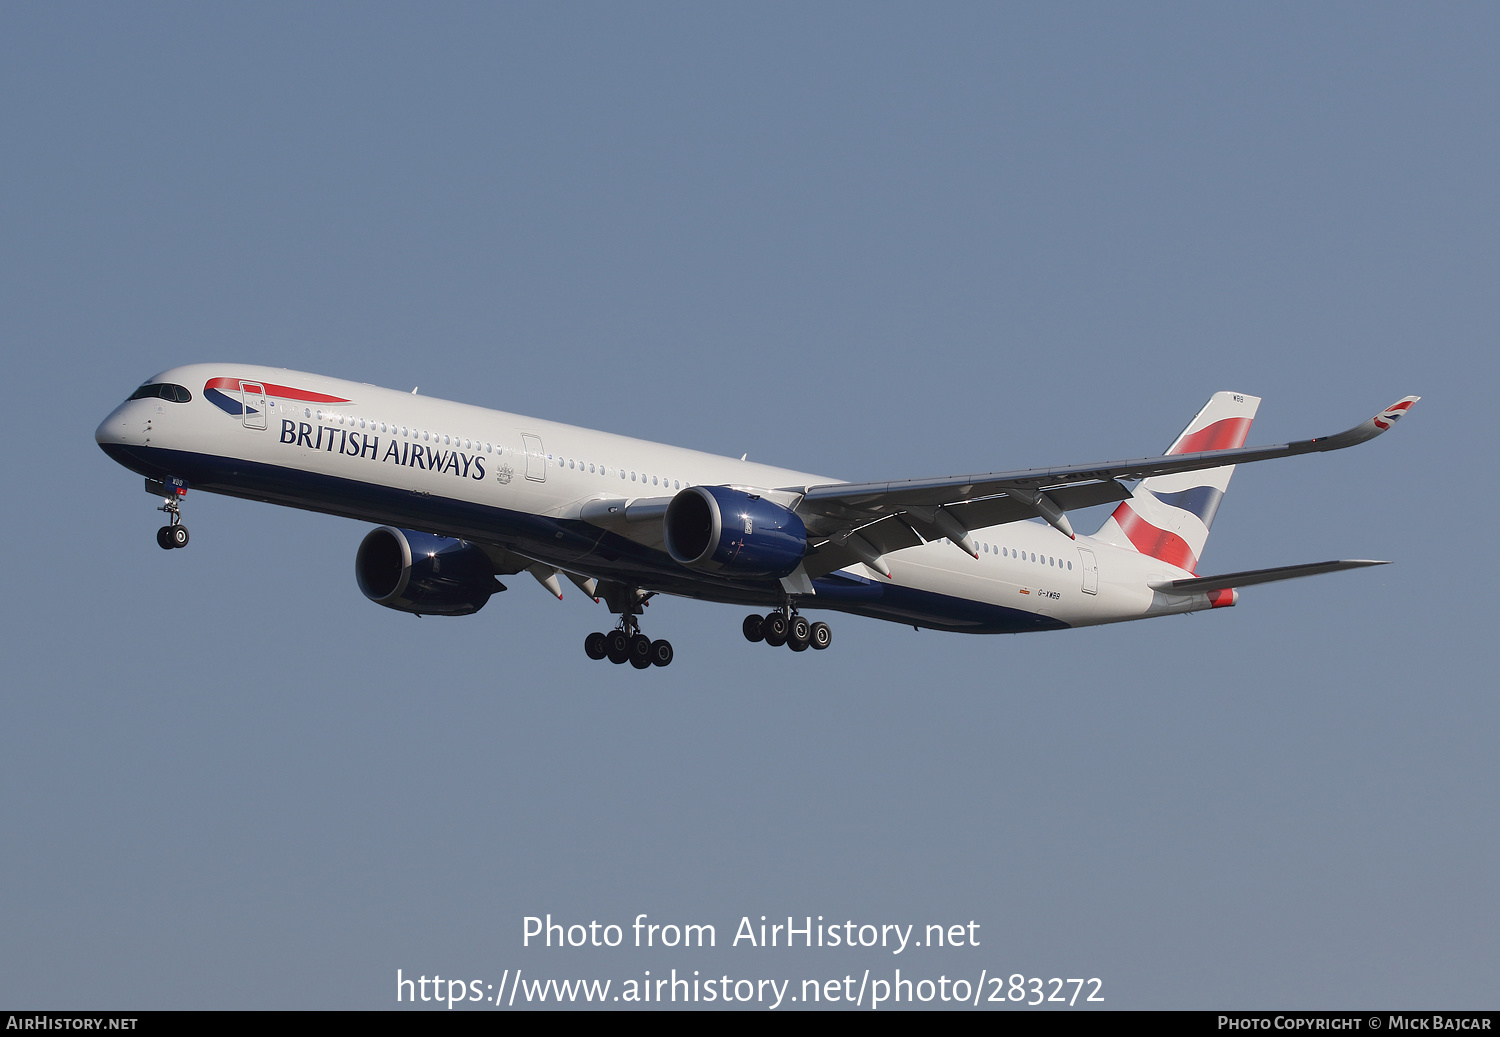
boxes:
[663,486,806,578]
[355,526,500,616]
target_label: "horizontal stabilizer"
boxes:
[1150,559,1388,595]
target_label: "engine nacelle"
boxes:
[355,526,499,616]
[663,485,806,579]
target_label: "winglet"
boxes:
[1320,396,1420,450]
[1371,396,1421,431]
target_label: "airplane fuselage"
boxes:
[94,364,1254,636]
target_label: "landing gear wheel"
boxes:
[742,614,766,643]
[762,613,789,647]
[789,615,811,646]
[788,635,809,652]
[649,639,674,667]
[156,526,176,550]
[629,633,652,666]
[606,630,631,664]
[584,631,608,660]
[809,621,832,650]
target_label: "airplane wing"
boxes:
[786,397,1418,578]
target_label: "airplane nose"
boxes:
[96,413,125,445]
[95,402,142,447]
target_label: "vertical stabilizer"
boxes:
[1093,391,1261,573]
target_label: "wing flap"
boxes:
[941,479,1133,532]
[801,513,925,579]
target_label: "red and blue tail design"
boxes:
[1093,391,1261,573]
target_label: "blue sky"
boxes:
[1,3,1495,1009]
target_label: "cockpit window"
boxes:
[129,383,192,403]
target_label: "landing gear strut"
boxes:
[584,591,673,668]
[155,490,189,550]
[743,603,831,653]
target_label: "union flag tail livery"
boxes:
[95,365,1418,669]
[1093,391,1260,574]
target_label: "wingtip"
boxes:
[1368,397,1419,434]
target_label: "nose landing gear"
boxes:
[151,478,190,549]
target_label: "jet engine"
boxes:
[355,526,501,616]
[663,485,806,579]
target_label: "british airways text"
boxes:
[280,420,486,481]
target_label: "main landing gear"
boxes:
[584,615,674,669]
[155,493,189,550]
[743,608,831,653]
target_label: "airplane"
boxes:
[95,365,1418,669]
